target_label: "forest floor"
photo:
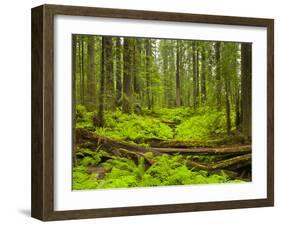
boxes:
[73,106,251,190]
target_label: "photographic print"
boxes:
[31,4,273,220]
[72,35,252,190]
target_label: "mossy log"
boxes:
[210,154,251,170]
[111,148,155,165]
[77,128,251,156]
[152,145,251,155]
[185,154,251,171]
[185,159,209,171]
[76,128,162,155]
[149,135,248,148]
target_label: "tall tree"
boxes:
[192,41,199,109]
[72,35,77,166]
[133,39,142,99]
[225,72,231,135]
[215,42,222,109]
[122,38,134,113]
[176,40,181,107]
[241,43,252,140]
[145,39,152,110]
[78,36,85,105]
[104,37,114,110]
[115,37,122,107]
[95,37,106,127]
[86,36,96,108]
[201,45,207,104]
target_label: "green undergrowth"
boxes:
[76,105,240,146]
[73,148,244,190]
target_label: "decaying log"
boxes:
[185,159,209,171]
[77,128,251,156]
[227,160,251,171]
[111,148,155,165]
[185,154,252,171]
[77,128,252,179]
[210,154,251,170]
[149,135,248,148]
[152,145,251,155]
[76,128,161,155]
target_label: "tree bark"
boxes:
[104,37,114,110]
[210,154,251,170]
[215,42,222,110]
[122,38,134,113]
[186,154,251,171]
[201,45,207,104]
[72,35,77,166]
[86,36,96,108]
[176,40,181,107]
[95,37,105,127]
[81,37,85,105]
[225,77,231,135]
[241,43,252,140]
[115,37,122,107]
[151,145,251,155]
[145,39,152,110]
[192,41,198,109]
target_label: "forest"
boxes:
[72,34,252,190]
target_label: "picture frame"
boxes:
[31,4,274,221]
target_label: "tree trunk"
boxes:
[201,45,207,104]
[241,43,252,140]
[235,86,241,130]
[196,45,200,106]
[87,36,96,108]
[81,37,85,105]
[192,41,198,109]
[133,39,142,98]
[115,37,122,107]
[215,42,222,110]
[96,37,105,127]
[104,37,114,111]
[145,39,152,110]
[78,37,85,105]
[122,38,134,113]
[176,40,181,107]
[225,79,231,135]
[72,35,77,166]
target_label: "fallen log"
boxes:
[76,128,251,157]
[227,160,251,171]
[185,154,252,171]
[185,159,209,171]
[111,148,155,165]
[152,145,251,155]
[76,128,162,155]
[210,154,252,170]
[149,135,248,148]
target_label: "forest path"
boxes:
[161,119,178,138]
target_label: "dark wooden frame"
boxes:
[31,4,274,221]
